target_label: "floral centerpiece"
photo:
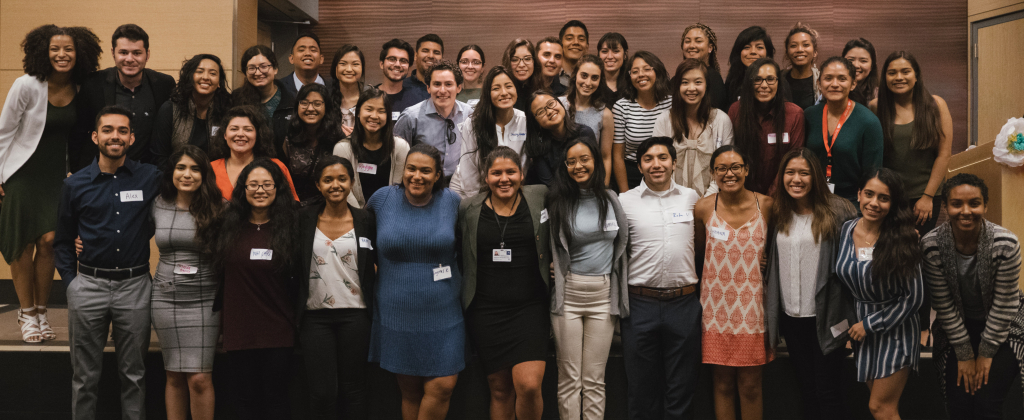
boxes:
[993,117,1024,167]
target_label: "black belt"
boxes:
[79,264,149,281]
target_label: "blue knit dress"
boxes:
[366,185,465,376]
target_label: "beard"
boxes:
[98,141,128,159]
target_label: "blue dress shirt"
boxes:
[393,99,473,177]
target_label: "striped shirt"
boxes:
[612,97,672,161]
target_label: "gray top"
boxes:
[152,197,217,303]
[560,97,604,140]
[955,250,985,320]
[568,189,616,275]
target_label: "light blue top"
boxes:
[569,189,617,275]
[393,99,473,177]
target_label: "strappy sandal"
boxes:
[36,306,56,341]
[17,309,43,344]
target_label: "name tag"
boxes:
[172,264,197,275]
[710,227,730,241]
[540,209,549,223]
[767,133,777,144]
[119,190,143,202]
[716,137,722,148]
[783,132,790,144]
[357,163,378,175]
[392,112,401,121]
[492,249,512,262]
[211,126,220,137]
[830,319,850,338]
[433,265,452,281]
[467,99,480,106]
[857,247,874,262]
[250,248,273,260]
[359,237,373,250]
[827,183,836,193]
[665,210,694,224]
[604,219,619,232]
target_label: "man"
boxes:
[537,36,567,96]
[559,20,590,86]
[73,24,175,170]
[376,38,420,115]
[280,31,325,98]
[402,34,443,106]
[618,137,703,420]
[54,105,161,420]
[394,60,471,187]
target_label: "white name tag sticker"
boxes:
[433,265,452,281]
[172,264,197,275]
[392,112,401,121]
[119,190,143,202]
[604,219,619,232]
[467,99,480,106]
[783,132,790,144]
[710,227,730,241]
[211,126,220,137]
[250,248,273,260]
[857,247,874,262]
[492,249,512,262]
[767,133,777,144]
[830,319,850,338]
[540,209,549,224]
[827,183,836,193]
[357,163,378,175]
[665,210,694,224]
[359,237,373,250]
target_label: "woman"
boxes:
[295,155,377,420]
[694,145,775,420]
[612,51,673,191]
[872,51,952,234]
[151,54,232,168]
[765,149,858,420]
[213,159,299,420]
[333,87,409,207]
[547,138,629,420]
[365,144,463,420]
[653,59,735,196]
[232,45,294,158]
[923,173,1024,420]
[843,38,879,106]
[330,44,365,136]
[0,24,100,343]
[561,55,614,186]
[457,45,486,104]
[596,32,628,95]
[460,146,550,420]
[209,105,298,201]
[501,38,541,112]
[283,83,344,205]
[836,168,924,420]
[451,66,527,198]
[525,89,597,187]
[152,146,222,420]
[805,57,884,205]
[725,26,776,104]
[728,57,805,195]
[681,23,729,111]
[782,23,821,110]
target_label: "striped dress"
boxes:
[836,219,925,382]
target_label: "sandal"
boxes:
[37,306,56,341]
[17,309,42,344]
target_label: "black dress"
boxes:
[466,198,549,374]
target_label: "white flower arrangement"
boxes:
[993,117,1024,167]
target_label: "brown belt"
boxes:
[628,284,697,300]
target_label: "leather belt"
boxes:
[79,264,150,281]
[628,284,697,300]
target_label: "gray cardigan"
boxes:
[765,195,858,355]
[550,190,630,317]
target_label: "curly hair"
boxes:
[170,54,232,131]
[209,105,277,160]
[22,24,101,85]
[681,23,720,75]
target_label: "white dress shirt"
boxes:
[777,213,819,317]
[292,72,325,91]
[620,180,701,288]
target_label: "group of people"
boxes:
[0,17,1019,420]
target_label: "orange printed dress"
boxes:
[700,195,773,366]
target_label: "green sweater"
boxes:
[805,102,884,200]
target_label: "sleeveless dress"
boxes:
[701,194,773,366]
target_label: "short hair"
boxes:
[406,143,446,191]
[559,20,589,41]
[538,36,562,49]
[416,34,444,54]
[292,31,321,51]
[425,60,463,86]
[111,24,149,50]
[636,137,677,163]
[457,44,486,65]
[94,105,133,131]
[22,25,102,85]
[943,173,989,204]
[820,56,856,80]
[380,38,414,62]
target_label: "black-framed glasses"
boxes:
[754,76,779,86]
[245,183,277,191]
[510,56,533,65]
[299,100,325,109]
[445,119,456,145]
[246,64,273,75]
[713,164,747,175]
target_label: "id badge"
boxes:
[492,249,512,262]
[433,265,452,281]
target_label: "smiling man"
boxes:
[402,34,444,108]
[537,36,567,96]
[280,32,326,99]
[376,38,422,115]
[559,20,590,86]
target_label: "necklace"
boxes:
[253,219,269,231]
[488,192,519,249]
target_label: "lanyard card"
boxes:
[250,248,273,260]
[492,249,512,262]
[433,265,452,281]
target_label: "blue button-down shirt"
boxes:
[54,158,161,282]
[393,98,473,177]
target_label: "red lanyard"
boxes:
[821,99,854,179]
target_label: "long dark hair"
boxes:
[286,83,343,157]
[876,51,943,151]
[725,26,775,101]
[770,148,842,242]
[170,54,231,130]
[597,32,629,96]
[545,137,611,243]
[564,54,612,115]
[621,51,671,103]
[349,86,395,165]
[457,44,486,66]
[669,59,713,141]
[470,66,517,169]
[524,88,581,159]
[329,44,365,110]
[232,45,278,106]
[501,38,540,97]
[22,25,102,85]
[843,38,878,105]
[210,105,277,160]
[860,168,921,282]
[735,58,791,185]
[160,145,223,246]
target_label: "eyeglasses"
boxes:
[246,64,273,75]
[565,155,593,167]
[445,119,457,145]
[384,56,410,65]
[459,59,483,66]
[299,100,325,109]
[245,183,277,191]
[713,164,747,175]
[510,56,533,65]
[754,76,778,86]
[534,100,559,118]
[629,66,654,76]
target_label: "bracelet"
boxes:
[922,193,934,198]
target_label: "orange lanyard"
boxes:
[821,99,854,179]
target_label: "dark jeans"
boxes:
[621,291,702,420]
[300,308,372,420]
[779,313,849,420]
[226,347,292,420]
[943,318,1020,420]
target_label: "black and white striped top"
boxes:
[612,97,672,161]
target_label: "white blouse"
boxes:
[777,213,819,317]
[307,228,365,310]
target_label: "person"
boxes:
[72,24,175,169]
[537,37,567,96]
[764,149,858,420]
[280,32,326,99]
[561,55,614,186]
[456,44,486,104]
[151,54,232,168]
[843,38,879,106]
[681,23,729,111]
[284,83,344,205]
[805,57,884,205]
[559,20,590,86]
[724,26,775,105]
[330,44,365,136]
[612,51,673,191]
[211,158,299,420]
[376,39,419,114]
[405,34,444,102]
[694,145,775,420]
[502,38,541,112]
[394,60,471,187]
[619,137,703,419]
[0,24,100,344]
[451,66,527,198]
[654,59,735,196]
[596,32,628,95]
[333,87,410,207]
[728,57,805,195]
[524,89,597,186]
[232,45,295,158]
[836,168,924,420]
[781,23,821,109]
[365,144,464,420]
[54,105,161,420]
[151,146,222,420]
[459,146,550,420]
[923,173,1024,420]
[209,105,298,201]
[547,137,629,420]
[295,155,377,420]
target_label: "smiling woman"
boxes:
[283,83,344,205]
[208,105,298,201]
[151,54,233,168]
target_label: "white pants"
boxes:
[551,272,617,420]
